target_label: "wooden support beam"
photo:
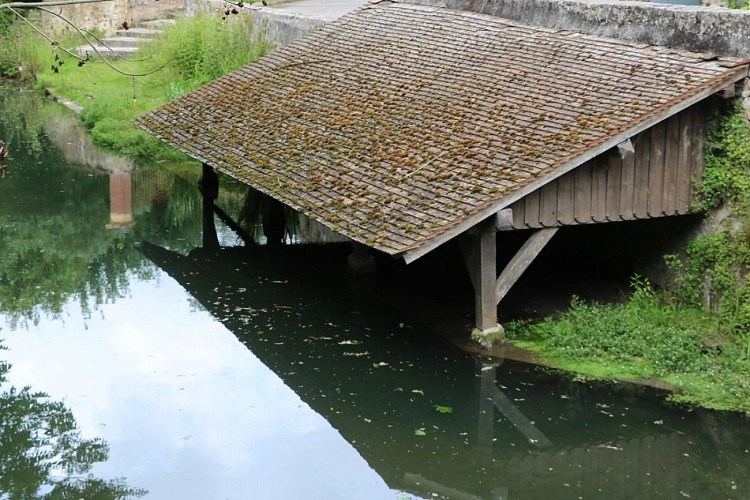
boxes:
[476,226,498,331]
[718,83,736,98]
[459,222,498,332]
[495,228,558,305]
[495,208,513,230]
[199,164,220,251]
[458,236,478,292]
[616,138,635,159]
[198,162,219,201]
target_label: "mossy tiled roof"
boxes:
[135,1,748,261]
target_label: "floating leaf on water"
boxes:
[435,405,453,414]
[596,444,622,451]
[414,428,426,436]
[411,389,424,395]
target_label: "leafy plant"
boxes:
[668,102,750,341]
[505,277,750,413]
[726,0,749,9]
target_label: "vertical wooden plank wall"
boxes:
[510,105,704,230]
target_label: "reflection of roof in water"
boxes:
[140,241,743,499]
[135,1,749,261]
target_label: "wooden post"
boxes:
[347,242,376,275]
[461,224,557,339]
[475,223,498,332]
[198,162,219,201]
[198,163,219,251]
[460,220,498,333]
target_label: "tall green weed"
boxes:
[144,13,266,87]
[24,12,266,161]
[0,17,50,80]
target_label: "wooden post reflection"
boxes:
[106,169,136,231]
[477,357,552,451]
[199,163,220,251]
[478,358,502,454]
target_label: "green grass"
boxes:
[505,278,750,414]
[23,12,267,161]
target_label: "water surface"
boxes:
[1,87,748,499]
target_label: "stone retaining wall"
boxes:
[36,0,132,38]
[186,0,750,59]
[187,0,326,48]
[36,0,183,37]
[400,0,750,58]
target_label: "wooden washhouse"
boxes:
[135,1,750,334]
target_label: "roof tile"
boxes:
[135,1,748,257]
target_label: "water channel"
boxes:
[1,87,749,499]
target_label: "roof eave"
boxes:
[399,64,750,265]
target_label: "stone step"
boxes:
[99,36,153,48]
[78,45,140,60]
[140,19,176,29]
[115,27,164,38]
[75,19,170,60]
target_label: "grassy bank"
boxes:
[13,12,266,162]
[506,278,750,414]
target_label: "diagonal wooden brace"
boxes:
[495,228,558,305]
[460,225,558,333]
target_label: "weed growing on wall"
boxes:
[668,101,750,336]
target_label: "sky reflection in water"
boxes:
[2,275,393,499]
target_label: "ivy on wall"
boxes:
[667,99,750,336]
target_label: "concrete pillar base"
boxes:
[471,324,505,348]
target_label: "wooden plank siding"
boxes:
[507,105,705,230]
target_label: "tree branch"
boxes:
[38,6,153,64]
[0,0,114,9]
[5,3,171,78]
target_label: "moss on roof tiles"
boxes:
[135,1,747,257]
